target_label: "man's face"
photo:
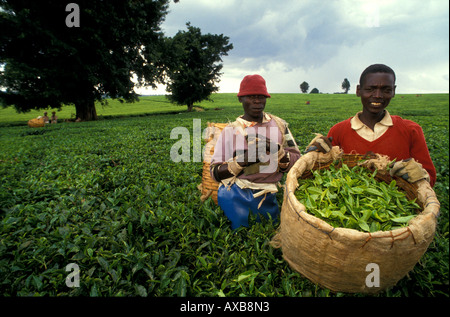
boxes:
[239,95,267,121]
[356,72,396,115]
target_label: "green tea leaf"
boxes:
[295,163,419,233]
[307,187,323,195]
[97,256,109,271]
[391,215,416,223]
[135,284,148,297]
[364,188,383,196]
[358,220,370,232]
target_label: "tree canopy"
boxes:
[164,23,233,111]
[0,0,171,120]
[342,78,351,94]
[300,81,309,93]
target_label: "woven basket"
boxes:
[199,122,228,204]
[27,117,45,128]
[271,147,440,293]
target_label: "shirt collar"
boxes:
[351,110,393,130]
[237,112,272,128]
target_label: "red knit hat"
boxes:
[237,74,271,98]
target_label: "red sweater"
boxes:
[327,115,436,186]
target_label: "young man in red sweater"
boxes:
[326,64,436,187]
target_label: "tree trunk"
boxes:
[75,100,98,121]
[187,103,194,112]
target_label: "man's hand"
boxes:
[233,149,257,167]
[246,134,284,161]
[389,158,430,183]
[305,134,333,154]
[229,134,286,176]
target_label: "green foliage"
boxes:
[0,0,170,120]
[0,93,448,297]
[300,81,309,93]
[164,23,233,111]
[342,78,351,93]
[295,163,420,232]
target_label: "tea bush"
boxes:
[0,93,448,297]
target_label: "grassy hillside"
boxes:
[1,93,447,128]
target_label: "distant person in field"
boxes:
[210,74,301,229]
[51,111,58,124]
[42,111,50,124]
[326,64,436,187]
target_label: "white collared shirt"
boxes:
[235,112,272,128]
[350,110,393,141]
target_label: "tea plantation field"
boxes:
[0,93,448,297]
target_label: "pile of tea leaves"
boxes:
[294,163,421,232]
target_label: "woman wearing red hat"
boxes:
[210,75,301,229]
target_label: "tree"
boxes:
[0,0,170,121]
[342,78,351,94]
[310,88,319,94]
[164,23,233,111]
[300,81,309,93]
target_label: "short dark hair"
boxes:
[359,64,396,86]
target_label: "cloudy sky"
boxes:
[137,0,449,95]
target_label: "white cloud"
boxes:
[139,0,449,95]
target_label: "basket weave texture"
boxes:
[271,146,440,293]
[28,117,45,128]
[199,122,228,204]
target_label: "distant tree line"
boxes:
[0,0,233,120]
[299,78,351,94]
